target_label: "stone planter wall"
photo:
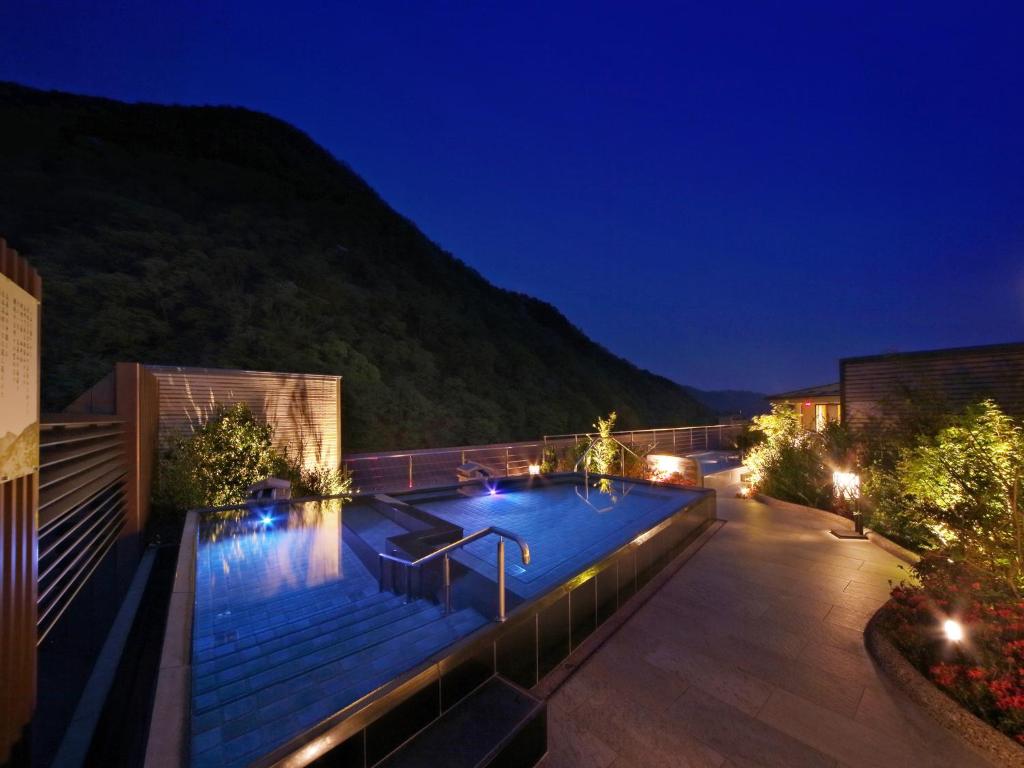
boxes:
[865,605,1024,768]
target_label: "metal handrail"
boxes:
[544,422,745,442]
[574,434,646,477]
[378,526,530,622]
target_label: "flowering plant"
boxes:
[882,554,1024,743]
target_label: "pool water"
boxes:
[190,501,486,768]
[188,478,704,767]
[416,479,702,596]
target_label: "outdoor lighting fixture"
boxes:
[260,513,273,526]
[528,463,541,476]
[648,454,684,483]
[943,618,964,643]
[832,471,861,500]
[830,470,867,539]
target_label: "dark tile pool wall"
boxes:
[299,492,714,768]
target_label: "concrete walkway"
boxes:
[540,494,997,768]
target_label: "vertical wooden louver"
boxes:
[0,239,41,768]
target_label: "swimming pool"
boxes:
[413,479,702,596]
[185,476,711,767]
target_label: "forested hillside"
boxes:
[0,83,712,451]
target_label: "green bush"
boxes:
[273,450,354,498]
[898,400,1024,593]
[153,402,353,518]
[584,411,619,475]
[154,403,279,514]
[746,404,832,507]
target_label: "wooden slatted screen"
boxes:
[146,366,342,469]
[36,417,128,643]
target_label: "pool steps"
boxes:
[191,512,490,767]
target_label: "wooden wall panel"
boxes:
[146,366,343,469]
[0,238,41,768]
[841,342,1024,430]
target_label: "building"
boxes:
[766,382,841,431]
[773,341,1024,434]
[841,341,1024,430]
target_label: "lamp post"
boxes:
[830,470,867,540]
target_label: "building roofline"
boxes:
[840,341,1024,367]
[766,382,840,401]
[142,363,342,381]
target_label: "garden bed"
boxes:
[866,602,1024,767]
[869,556,1024,764]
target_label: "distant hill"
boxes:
[0,82,713,451]
[683,387,768,419]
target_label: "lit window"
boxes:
[815,404,826,431]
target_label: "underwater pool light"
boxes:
[259,513,273,526]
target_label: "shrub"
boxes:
[153,403,353,517]
[858,394,960,551]
[154,403,279,513]
[585,411,619,475]
[883,555,1024,743]
[273,450,354,498]
[746,404,832,507]
[899,400,1024,594]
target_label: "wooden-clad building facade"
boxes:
[840,341,1024,431]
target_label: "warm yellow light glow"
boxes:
[648,454,684,482]
[528,463,542,476]
[738,485,751,497]
[943,618,964,643]
[832,470,861,500]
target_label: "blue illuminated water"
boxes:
[189,480,702,766]
[417,480,701,596]
[190,501,485,768]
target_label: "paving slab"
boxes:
[539,493,998,768]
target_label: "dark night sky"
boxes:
[2,2,1022,393]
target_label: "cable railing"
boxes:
[378,526,531,622]
[545,423,744,453]
[344,423,745,494]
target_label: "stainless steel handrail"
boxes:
[378,526,531,622]
[574,434,645,478]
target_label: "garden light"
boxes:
[528,463,541,476]
[832,470,861,501]
[830,469,867,539]
[943,618,964,643]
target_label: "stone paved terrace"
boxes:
[540,493,998,768]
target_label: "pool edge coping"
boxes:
[143,510,197,768]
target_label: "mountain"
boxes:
[0,83,713,452]
[682,387,769,419]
